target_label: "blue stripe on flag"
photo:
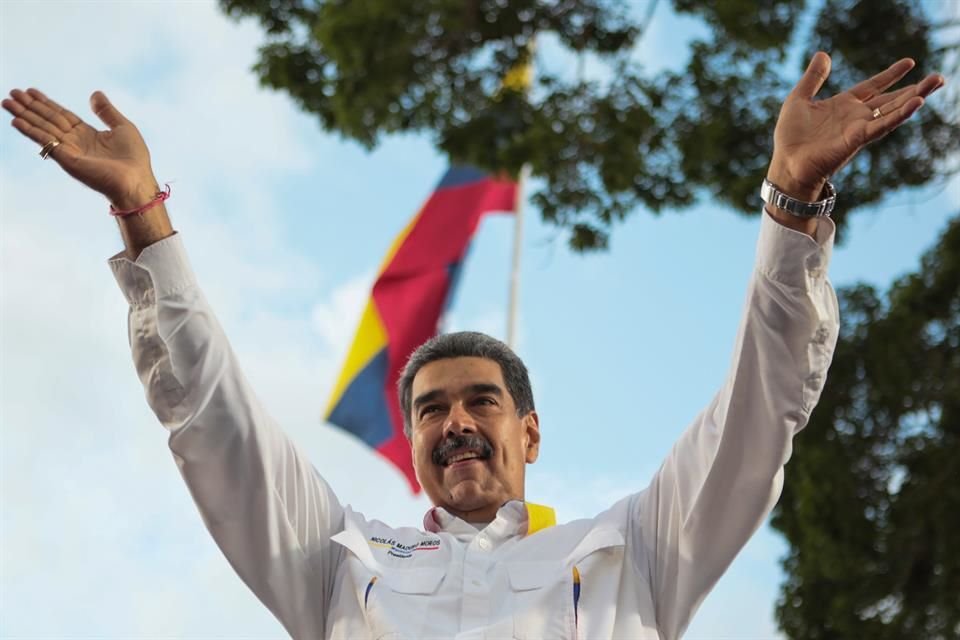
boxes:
[327,349,393,447]
[436,166,488,190]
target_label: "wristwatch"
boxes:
[760,179,836,218]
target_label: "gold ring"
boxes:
[39,139,61,159]
[872,107,883,120]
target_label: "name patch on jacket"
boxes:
[368,536,441,558]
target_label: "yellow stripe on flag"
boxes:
[325,299,389,417]
[325,206,425,418]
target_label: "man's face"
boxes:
[409,356,540,523]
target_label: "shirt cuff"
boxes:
[108,232,198,308]
[755,209,836,289]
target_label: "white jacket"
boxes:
[109,211,838,639]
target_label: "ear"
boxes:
[522,411,540,463]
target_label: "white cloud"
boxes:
[311,271,374,353]
[2,2,868,637]
[0,2,427,636]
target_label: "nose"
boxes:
[442,402,476,439]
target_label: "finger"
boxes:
[1,97,20,118]
[89,91,129,129]
[866,84,916,111]
[849,58,915,101]
[863,96,924,143]
[9,116,82,166]
[793,52,832,99]
[3,93,67,142]
[0,95,17,116]
[25,88,83,128]
[11,88,74,132]
[11,114,64,150]
[914,73,946,99]
[871,87,925,122]
[866,73,945,111]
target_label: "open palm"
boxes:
[2,89,156,205]
[771,53,944,197]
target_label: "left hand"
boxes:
[768,52,945,203]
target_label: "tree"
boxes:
[771,213,960,639]
[217,1,960,633]
[220,0,957,250]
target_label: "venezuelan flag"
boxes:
[325,166,518,492]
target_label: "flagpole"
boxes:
[506,164,528,349]
[505,39,534,350]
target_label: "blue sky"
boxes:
[1,1,957,638]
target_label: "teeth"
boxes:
[446,452,480,465]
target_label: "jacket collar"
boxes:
[423,500,556,537]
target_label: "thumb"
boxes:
[89,91,128,129]
[793,52,831,99]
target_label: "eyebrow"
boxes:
[412,383,504,410]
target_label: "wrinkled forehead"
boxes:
[411,356,508,399]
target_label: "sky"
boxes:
[1,1,957,638]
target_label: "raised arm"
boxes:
[766,53,943,236]
[2,89,172,259]
[3,89,344,638]
[626,54,945,638]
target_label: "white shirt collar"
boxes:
[422,500,555,538]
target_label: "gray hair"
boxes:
[398,331,535,439]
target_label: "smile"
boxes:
[445,451,483,466]
[432,434,494,467]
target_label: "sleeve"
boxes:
[627,212,840,639]
[109,234,344,639]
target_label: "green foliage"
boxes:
[219,0,957,250]
[771,214,960,639]
[219,2,960,634]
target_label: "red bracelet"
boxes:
[109,183,171,218]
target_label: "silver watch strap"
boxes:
[760,179,836,218]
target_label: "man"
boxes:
[2,53,945,638]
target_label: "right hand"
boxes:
[2,89,159,208]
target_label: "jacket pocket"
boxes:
[507,528,625,640]
[364,565,447,639]
[498,561,575,640]
[333,529,447,639]
[379,566,446,594]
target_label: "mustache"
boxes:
[431,434,494,465]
